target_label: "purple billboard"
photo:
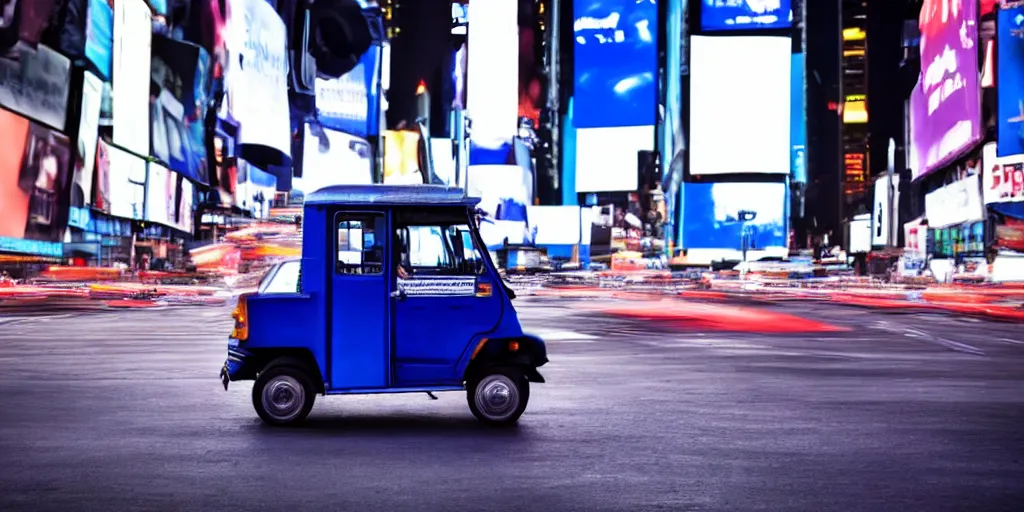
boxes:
[910,0,981,181]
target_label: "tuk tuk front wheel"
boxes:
[467,368,530,426]
[252,366,316,426]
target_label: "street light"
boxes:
[737,210,757,278]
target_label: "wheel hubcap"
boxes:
[262,375,305,421]
[475,375,519,421]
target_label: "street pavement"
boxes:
[0,298,1022,511]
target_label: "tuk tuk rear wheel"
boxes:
[252,366,316,426]
[467,368,530,426]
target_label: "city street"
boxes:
[0,298,1022,511]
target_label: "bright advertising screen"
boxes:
[910,0,981,179]
[146,162,171,226]
[294,123,373,195]
[871,174,899,247]
[791,52,806,183]
[574,125,653,192]
[467,165,535,249]
[144,162,197,234]
[701,0,792,31]
[689,35,791,175]
[682,182,787,250]
[111,0,151,156]
[466,0,518,141]
[997,5,1024,158]
[0,110,72,250]
[95,141,146,220]
[315,46,382,139]
[573,0,658,129]
[150,35,211,185]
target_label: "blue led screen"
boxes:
[573,0,658,128]
[682,182,787,249]
[701,0,792,32]
[998,5,1024,157]
[791,52,806,183]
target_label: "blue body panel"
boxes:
[243,294,327,382]
[330,273,390,389]
[328,209,391,390]
[225,185,543,395]
[393,286,503,386]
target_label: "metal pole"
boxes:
[886,137,895,248]
[547,0,561,196]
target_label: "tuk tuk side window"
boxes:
[398,223,486,275]
[336,213,384,275]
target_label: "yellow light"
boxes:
[843,49,865,57]
[843,100,868,124]
[230,295,249,340]
[843,27,866,41]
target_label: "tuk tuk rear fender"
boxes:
[463,335,548,383]
[224,346,327,393]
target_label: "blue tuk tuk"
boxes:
[220,185,548,426]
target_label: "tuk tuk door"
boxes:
[392,223,503,386]
[328,211,390,390]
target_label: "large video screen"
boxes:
[466,0,518,141]
[0,110,72,246]
[94,141,145,220]
[294,123,373,195]
[689,35,790,175]
[910,0,980,179]
[573,0,658,129]
[315,46,382,139]
[701,0,792,32]
[791,52,806,183]
[467,164,535,249]
[111,0,151,156]
[998,5,1024,158]
[682,182,787,250]
[575,125,653,192]
[150,35,211,185]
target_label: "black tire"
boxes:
[252,366,316,426]
[467,367,530,426]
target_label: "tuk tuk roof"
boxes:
[304,185,481,208]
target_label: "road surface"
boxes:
[0,298,1022,511]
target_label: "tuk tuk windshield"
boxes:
[259,260,301,294]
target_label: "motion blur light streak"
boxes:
[587,300,848,333]
[688,35,791,175]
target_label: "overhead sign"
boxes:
[982,142,1024,204]
[925,174,985,229]
[872,174,899,247]
[0,43,71,131]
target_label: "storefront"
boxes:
[924,174,987,282]
[981,143,1024,281]
[64,208,134,267]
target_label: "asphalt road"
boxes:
[0,298,1022,511]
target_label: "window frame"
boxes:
[397,222,487,276]
[333,211,386,275]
